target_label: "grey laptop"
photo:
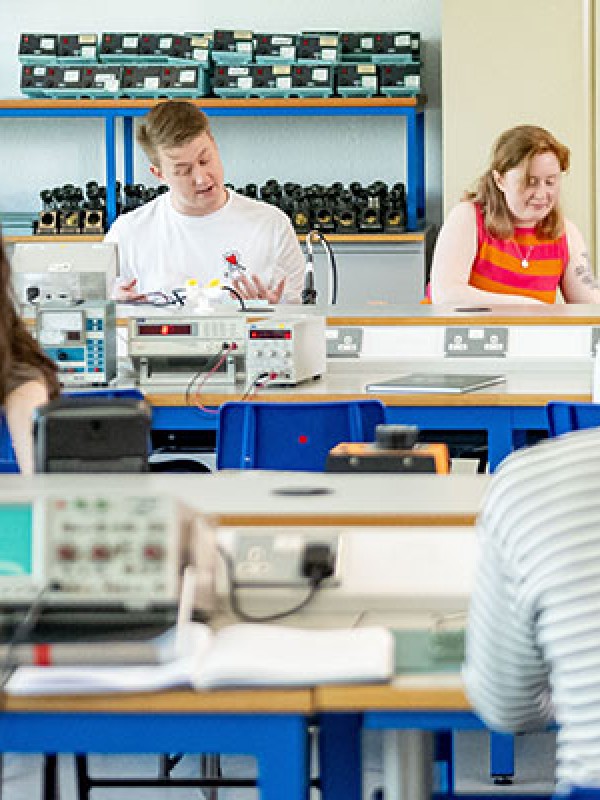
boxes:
[365,373,506,394]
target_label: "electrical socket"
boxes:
[326,326,363,358]
[232,529,341,587]
[444,327,508,358]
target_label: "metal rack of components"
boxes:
[0,96,426,231]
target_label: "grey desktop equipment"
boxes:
[11,241,118,305]
[33,396,151,473]
[35,301,118,387]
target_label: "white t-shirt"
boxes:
[105,190,305,303]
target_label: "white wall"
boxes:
[0,0,442,226]
[442,0,594,257]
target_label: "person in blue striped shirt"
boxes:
[464,427,600,792]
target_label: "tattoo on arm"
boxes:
[574,253,600,289]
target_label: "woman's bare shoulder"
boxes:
[446,200,477,222]
[440,201,478,235]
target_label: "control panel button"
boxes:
[144,544,165,561]
[91,545,111,561]
[57,544,77,561]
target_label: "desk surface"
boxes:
[322,303,600,326]
[2,687,313,713]
[147,363,592,408]
[0,472,488,527]
[314,674,469,711]
[23,301,600,333]
[116,302,600,327]
[1,677,469,714]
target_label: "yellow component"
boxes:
[185,278,199,288]
[206,278,222,288]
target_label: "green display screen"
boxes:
[0,505,33,576]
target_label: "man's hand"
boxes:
[114,279,147,303]
[232,274,286,304]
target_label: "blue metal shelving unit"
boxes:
[0,97,426,230]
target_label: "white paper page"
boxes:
[193,624,394,689]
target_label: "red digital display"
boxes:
[138,324,193,336]
[249,330,291,339]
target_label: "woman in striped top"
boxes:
[429,125,600,305]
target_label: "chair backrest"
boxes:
[547,402,600,437]
[216,400,386,471]
[0,414,18,473]
[65,389,145,401]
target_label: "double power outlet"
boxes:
[232,530,341,587]
[444,327,508,358]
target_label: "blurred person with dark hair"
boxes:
[0,231,59,473]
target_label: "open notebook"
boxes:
[365,373,506,394]
[5,623,394,695]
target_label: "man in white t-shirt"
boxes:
[106,100,305,304]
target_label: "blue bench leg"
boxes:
[319,713,362,800]
[256,715,310,800]
[490,732,514,784]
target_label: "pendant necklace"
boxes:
[513,240,535,269]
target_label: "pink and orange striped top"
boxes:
[469,203,569,303]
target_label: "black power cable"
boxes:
[221,285,247,311]
[218,544,333,624]
[303,230,338,305]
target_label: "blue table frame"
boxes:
[383,405,549,471]
[0,708,310,800]
[0,704,547,800]
[318,710,552,800]
[0,397,550,474]
[150,402,550,472]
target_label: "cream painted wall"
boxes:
[0,0,442,225]
[442,0,594,259]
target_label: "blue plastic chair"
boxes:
[64,389,145,401]
[547,402,600,437]
[216,400,386,471]
[0,413,18,473]
[554,791,600,799]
